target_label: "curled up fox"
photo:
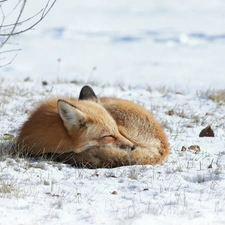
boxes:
[17,85,169,168]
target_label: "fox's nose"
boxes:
[120,144,136,151]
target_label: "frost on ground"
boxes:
[0,80,225,225]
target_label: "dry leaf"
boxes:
[199,125,214,137]
[188,145,201,154]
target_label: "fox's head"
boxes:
[57,99,135,153]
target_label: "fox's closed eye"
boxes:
[101,135,115,144]
[102,135,115,138]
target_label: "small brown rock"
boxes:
[111,191,118,195]
[208,164,212,169]
[42,81,48,86]
[188,145,201,154]
[199,125,214,137]
[208,159,214,169]
[181,146,187,151]
[167,109,176,116]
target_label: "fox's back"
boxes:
[100,97,163,136]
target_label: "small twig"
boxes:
[0,0,57,37]
[0,48,21,54]
[0,9,43,29]
[0,0,57,67]
[0,53,18,68]
[0,0,27,48]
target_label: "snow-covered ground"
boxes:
[0,81,225,225]
[1,1,225,225]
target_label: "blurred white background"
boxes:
[1,0,225,89]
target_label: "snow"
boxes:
[1,81,225,225]
[1,1,225,225]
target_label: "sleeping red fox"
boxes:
[17,86,169,168]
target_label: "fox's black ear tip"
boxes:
[79,85,97,100]
[82,85,92,89]
[80,85,95,93]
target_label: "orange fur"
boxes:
[99,97,169,165]
[17,86,170,168]
[54,97,170,168]
[17,97,135,156]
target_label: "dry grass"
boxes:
[200,89,225,103]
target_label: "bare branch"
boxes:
[0,9,43,29]
[0,0,57,37]
[0,0,57,67]
[0,0,27,48]
[1,48,21,54]
[0,53,18,68]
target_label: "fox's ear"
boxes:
[57,100,86,129]
[79,85,98,101]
